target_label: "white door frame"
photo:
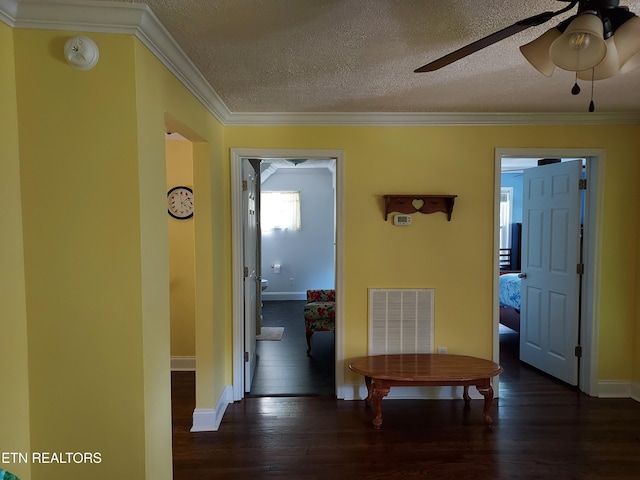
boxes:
[494,148,605,397]
[230,148,345,401]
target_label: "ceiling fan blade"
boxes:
[415,4,577,73]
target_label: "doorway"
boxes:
[231,148,345,401]
[494,148,604,396]
[165,132,196,370]
[252,158,336,396]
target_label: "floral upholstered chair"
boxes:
[303,289,336,356]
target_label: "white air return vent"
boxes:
[368,289,434,355]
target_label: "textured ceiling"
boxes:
[36,0,640,114]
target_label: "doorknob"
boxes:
[518,273,527,279]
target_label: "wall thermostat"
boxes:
[393,214,412,226]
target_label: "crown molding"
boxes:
[2,0,640,127]
[222,110,640,126]
[132,4,230,123]
[12,0,144,32]
[3,0,231,123]
[0,0,17,26]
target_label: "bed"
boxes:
[499,272,521,333]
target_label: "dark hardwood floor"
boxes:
[248,300,335,396]
[171,311,640,480]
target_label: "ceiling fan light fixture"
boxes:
[520,27,562,77]
[549,11,607,71]
[575,12,640,79]
[612,15,640,72]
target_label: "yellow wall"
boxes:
[132,42,173,480]
[636,270,640,387]
[132,37,229,465]
[15,30,148,479]
[3,27,228,480]
[132,38,228,478]
[636,213,640,388]
[0,21,31,480]
[166,140,196,357]
[224,124,640,385]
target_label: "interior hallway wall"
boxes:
[224,124,640,392]
[261,167,335,300]
[0,20,31,480]
[166,139,196,358]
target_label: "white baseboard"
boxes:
[262,292,306,301]
[631,382,640,402]
[190,385,233,432]
[339,381,640,402]
[597,380,632,398]
[338,383,487,401]
[171,356,196,371]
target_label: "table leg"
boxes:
[364,376,373,406]
[371,381,390,430]
[476,383,495,425]
[463,385,471,404]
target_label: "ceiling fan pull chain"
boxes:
[571,72,581,95]
[589,68,595,112]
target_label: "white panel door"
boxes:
[520,160,582,385]
[243,162,258,392]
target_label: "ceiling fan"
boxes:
[415,0,640,80]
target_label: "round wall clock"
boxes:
[167,186,194,219]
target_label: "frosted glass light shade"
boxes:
[614,16,640,73]
[576,15,640,79]
[620,53,640,74]
[549,13,606,71]
[577,37,619,80]
[520,28,562,77]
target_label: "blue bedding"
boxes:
[499,273,521,311]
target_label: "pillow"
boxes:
[0,470,21,480]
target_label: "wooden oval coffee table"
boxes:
[349,354,503,429]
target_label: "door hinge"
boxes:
[244,351,249,362]
[242,180,248,191]
[574,345,583,357]
[577,263,585,275]
[579,179,587,190]
[243,266,249,278]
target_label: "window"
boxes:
[499,187,513,249]
[261,191,301,232]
